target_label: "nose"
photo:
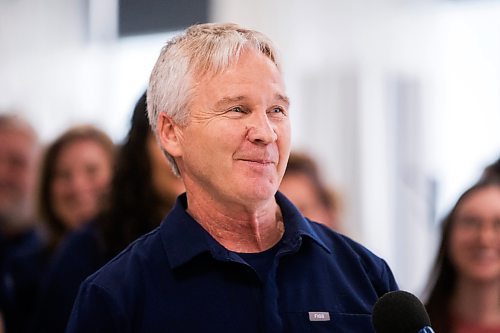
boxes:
[67,172,91,195]
[246,112,278,144]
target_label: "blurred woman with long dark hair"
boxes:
[424,179,500,333]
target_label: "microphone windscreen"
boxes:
[372,290,431,333]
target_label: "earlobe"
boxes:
[158,113,183,157]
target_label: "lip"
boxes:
[239,158,276,164]
[470,248,499,260]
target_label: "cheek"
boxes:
[84,159,113,190]
[187,125,235,160]
[277,125,291,160]
[278,121,291,144]
[95,165,113,188]
[50,182,70,216]
[448,231,472,265]
[51,179,67,200]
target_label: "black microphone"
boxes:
[372,290,435,333]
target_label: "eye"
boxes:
[55,169,72,182]
[493,219,500,231]
[9,155,28,170]
[230,106,245,113]
[457,217,481,230]
[269,106,287,116]
[268,106,287,119]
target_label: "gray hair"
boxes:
[0,113,38,145]
[147,22,281,176]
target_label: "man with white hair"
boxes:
[0,113,41,332]
[67,23,398,332]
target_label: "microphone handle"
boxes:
[418,327,435,333]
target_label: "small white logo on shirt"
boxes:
[308,312,330,321]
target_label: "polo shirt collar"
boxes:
[160,192,331,269]
[275,191,332,254]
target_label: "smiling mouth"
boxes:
[239,159,276,165]
[471,249,499,261]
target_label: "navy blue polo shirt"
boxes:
[67,192,398,333]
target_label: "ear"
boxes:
[157,113,183,158]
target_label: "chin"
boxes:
[463,270,500,283]
[236,177,278,197]
[243,192,276,203]
[237,187,277,204]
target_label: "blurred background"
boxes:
[1,0,499,295]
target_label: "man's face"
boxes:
[171,49,291,207]
[0,129,38,223]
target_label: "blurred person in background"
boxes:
[424,179,500,333]
[38,125,115,253]
[32,92,184,333]
[3,125,115,333]
[279,151,342,230]
[0,114,40,243]
[0,114,41,333]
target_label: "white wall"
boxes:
[212,0,500,294]
[1,0,500,295]
[0,0,173,143]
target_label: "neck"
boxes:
[185,190,284,253]
[451,277,500,325]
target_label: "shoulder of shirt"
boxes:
[307,220,389,267]
[79,225,163,288]
[307,220,397,290]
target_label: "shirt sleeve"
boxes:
[378,259,399,294]
[65,280,125,333]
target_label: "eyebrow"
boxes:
[214,94,290,109]
[214,96,246,109]
[276,93,290,107]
